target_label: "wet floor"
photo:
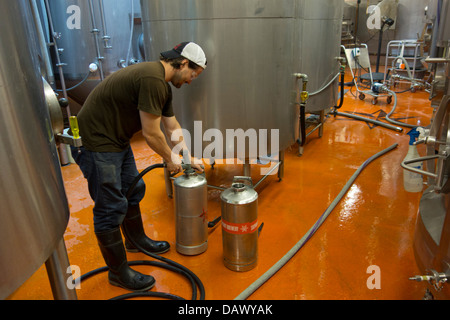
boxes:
[9,70,434,300]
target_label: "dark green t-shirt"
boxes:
[78,61,173,152]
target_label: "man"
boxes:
[71,42,207,292]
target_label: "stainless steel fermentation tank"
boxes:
[140,0,344,160]
[44,0,137,107]
[401,0,450,299]
[0,0,75,300]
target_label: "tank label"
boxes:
[222,219,258,235]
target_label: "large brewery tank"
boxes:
[44,0,138,109]
[404,0,450,299]
[140,0,344,161]
[0,0,75,299]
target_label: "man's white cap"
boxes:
[160,42,207,69]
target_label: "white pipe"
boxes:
[336,111,403,132]
[88,0,104,80]
[309,72,340,96]
[43,0,71,117]
[126,0,135,66]
[385,89,418,129]
[29,0,54,86]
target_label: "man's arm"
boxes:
[139,110,182,173]
[161,115,187,149]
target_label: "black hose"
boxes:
[299,104,306,146]
[121,224,206,300]
[55,71,91,92]
[110,292,185,300]
[208,215,222,228]
[76,162,206,300]
[125,163,165,199]
[77,260,192,300]
[334,72,345,110]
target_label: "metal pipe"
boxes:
[44,239,77,300]
[125,0,135,66]
[294,73,308,83]
[278,150,285,181]
[243,160,251,177]
[88,0,104,80]
[29,0,54,86]
[305,121,324,138]
[43,0,71,117]
[206,184,226,191]
[98,0,112,49]
[375,23,384,73]
[430,0,442,58]
[253,160,282,189]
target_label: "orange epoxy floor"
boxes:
[9,71,435,300]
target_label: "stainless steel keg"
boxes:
[173,168,208,255]
[221,176,259,271]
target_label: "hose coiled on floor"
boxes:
[384,89,417,129]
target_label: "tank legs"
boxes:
[278,150,285,181]
[45,239,78,300]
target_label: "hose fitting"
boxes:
[294,73,309,103]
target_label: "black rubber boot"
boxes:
[95,228,155,291]
[122,204,170,254]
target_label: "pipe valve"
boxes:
[409,269,449,292]
[300,91,309,103]
[294,73,309,103]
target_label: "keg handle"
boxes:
[232,176,254,187]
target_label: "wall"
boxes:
[345,0,437,64]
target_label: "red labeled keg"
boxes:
[220,176,258,271]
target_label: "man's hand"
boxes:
[191,163,204,173]
[190,157,204,173]
[167,161,183,174]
